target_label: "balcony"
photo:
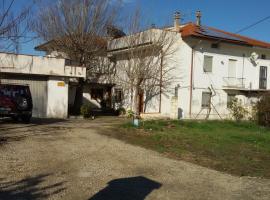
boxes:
[223,77,246,89]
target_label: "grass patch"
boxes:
[103,119,270,178]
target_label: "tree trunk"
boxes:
[133,85,140,117]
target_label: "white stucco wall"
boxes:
[109,28,270,120]
[82,86,102,108]
[0,52,88,119]
[0,52,86,78]
[184,39,270,119]
[47,77,69,118]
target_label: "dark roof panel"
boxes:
[181,23,270,48]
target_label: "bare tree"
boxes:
[31,0,124,114]
[0,0,32,52]
[108,11,179,115]
[32,0,121,70]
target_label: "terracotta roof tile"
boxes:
[180,23,270,49]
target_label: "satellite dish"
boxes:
[249,52,259,65]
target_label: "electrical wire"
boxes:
[235,15,270,34]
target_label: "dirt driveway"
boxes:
[0,117,270,200]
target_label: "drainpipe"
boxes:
[189,48,194,118]
[159,53,163,113]
[159,50,163,113]
[242,54,245,88]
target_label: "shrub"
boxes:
[80,104,94,118]
[256,93,270,126]
[228,98,248,121]
[127,109,135,118]
[117,107,126,116]
[248,103,258,122]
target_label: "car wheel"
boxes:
[11,116,19,122]
[20,115,31,123]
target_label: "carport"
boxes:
[0,74,48,118]
[0,52,86,118]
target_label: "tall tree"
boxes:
[32,0,121,69]
[32,0,122,114]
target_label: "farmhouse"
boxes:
[108,11,270,119]
[0,52,86,118]
[31,11,270,120]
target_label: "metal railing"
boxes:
[223,77,246,88]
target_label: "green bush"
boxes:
[228,98,248,121]
[256,93,270,127]
[127,109,135,118]
[80,104,94,118]
[249,103,258,122]
[117,107,126,116]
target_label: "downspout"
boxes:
[159,52,163,113]
[189,48,194,118]
[242,53,245,88]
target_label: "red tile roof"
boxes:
[180,23,270,49]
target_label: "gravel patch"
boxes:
[0,117,269,200]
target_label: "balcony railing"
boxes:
[223,77,246,89]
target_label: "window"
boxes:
[201,92,211,108]
[259,66,267,89]
[261,54,266,60]
[203,56,213,72]
[227,94,236,108]
[228,59,237,78]
[211,43,219,49]
[114,88,123,103]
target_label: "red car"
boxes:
[0,84,33,122]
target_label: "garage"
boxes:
[0,74,48,118]
[0,52,86,119]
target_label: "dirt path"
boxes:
[0,117,270,200]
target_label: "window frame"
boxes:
[114,88,123,103]
[203,55,213,73]
[259,66,267,89]
[201,92,211,108]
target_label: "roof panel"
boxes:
[198,26,245,42]
[181,23,270,48]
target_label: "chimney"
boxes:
[174,11,181,31]
[151,23,156,28]
[196,11,202,26]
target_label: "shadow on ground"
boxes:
[0,117,67,130]
[0,173,66,200]
[0,118,70,145]
[89,176,162,200]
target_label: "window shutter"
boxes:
[203,56,213,72]
[201,92,211,108]
[259,66,267,89]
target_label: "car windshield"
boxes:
[0,85,29,98]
